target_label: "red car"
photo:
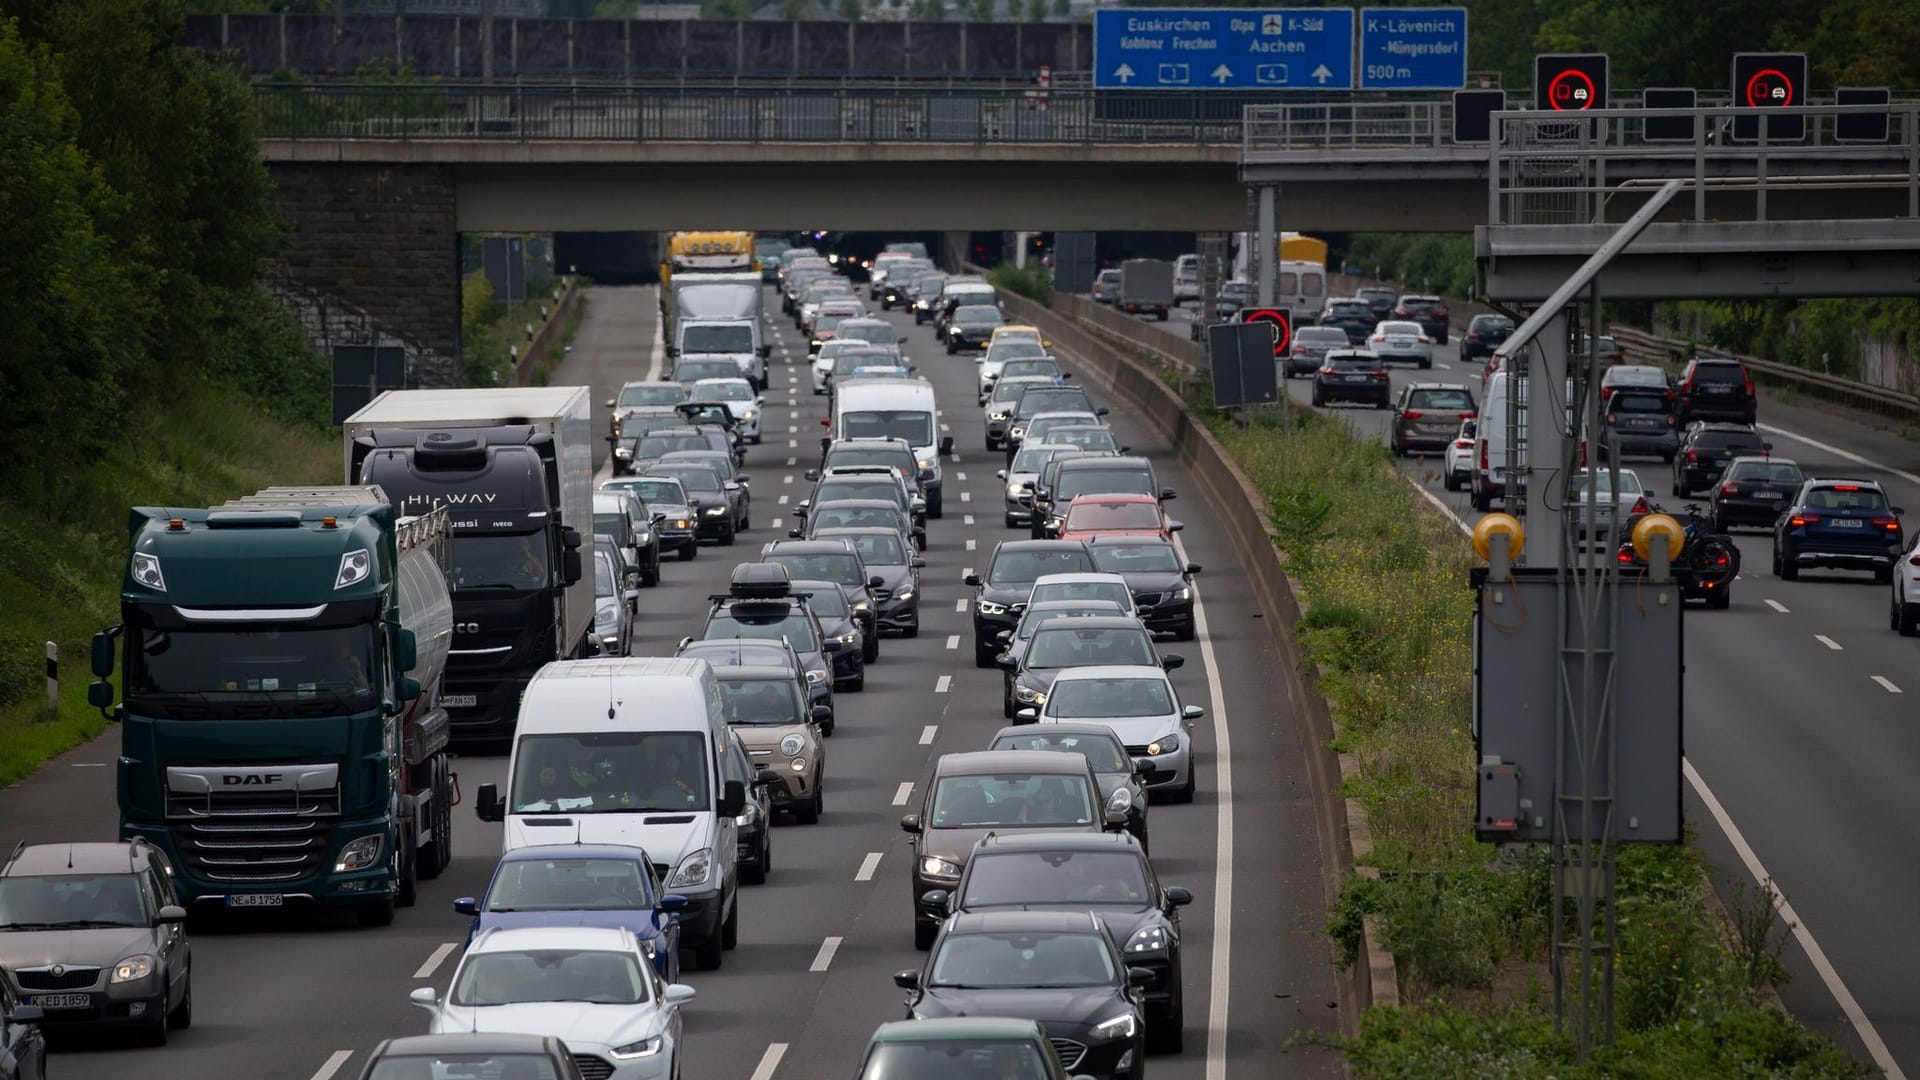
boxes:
[1054,493,1181,542]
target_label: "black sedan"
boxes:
[1318,298,1377,344]
[1671,422,1770,497]
[989,725,1154,850]
[1773,478,1906,583]
[895,911,1149,1080]
[966,540,1097,668]
[813,526,924,637]
[1311,350,1391,409]
[924,830,1191,1053]
[1085,536,1199,641]
[946,305,1006,354]
[1707,457,1804,532]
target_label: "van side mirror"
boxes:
[476,783,504,823]
[1014,707,1038,722]
[718,779,746,818]
[939,436,955,456]
[90,630,116,677]
[805,469,820,481]
[760,344,773,358]
[88,681,115,712]
[665,345,679,357]
[395,627,418,672]
[869,575,886,588]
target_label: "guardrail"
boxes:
[254,84,1246,144]
[1608,325,1920,420]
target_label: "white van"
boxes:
[831,378,955,516]
[473,657,749,970]
[1277,260,1327,325]
[1173,254,1201,304]
[1471,371,1518,513]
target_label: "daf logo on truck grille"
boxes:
[224,773,283,785]
[456,622,480,634]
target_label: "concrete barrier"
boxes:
[512,277,581,386]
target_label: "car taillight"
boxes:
[1402,410,1424,420]
[1685,448,1698,464]
[1606,413,1617,424]
[1293,344,1307,355]
[1834,484,1861,492]
[1480,440,1489,470]
[1617,548,1637,564]
[1630,496,1649,514]
[1909,553,1920,566]
[1468,331,1482,340]
[1600,386,1615,398]
[1667,414,1677,427]
[1790,514,1818,527]
[1874,517,1901,530]
[1370,336,1386,344]
[1720,482,1740,497]
[1459,411,1477,419]
[1679,378,1693,394]
[1319,366,1335,376]
[1456,439,1472,448]
[1432,307,1449,317]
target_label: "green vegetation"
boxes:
[1184,397,1863,1075]
[1662,297,1920,384]
[461,268,579,388]
[531,291,591,387]
[988,262,1052,303]
[1343,235,1475,300]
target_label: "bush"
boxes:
[0,632,41,710]
[989,262,1052,303]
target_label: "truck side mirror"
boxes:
[562,527,583,550]
[717,779,746,819]
[396,676,422,704]
[87,681,115,713]
[91,630,117,677]
[475,783,504,823]
[395,627,418,672]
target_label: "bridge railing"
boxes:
[252,84,1247,144]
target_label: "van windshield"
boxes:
[510,731,709,814]
[842,410,933,447]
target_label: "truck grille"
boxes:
[164,763,342,884]
[15,967,100,991]
[572,1055,615,1080]
[1049,1038,1087,1069]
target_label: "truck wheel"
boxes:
[395,841,417,908]
[721,896,739,950]
[419,764,452,880]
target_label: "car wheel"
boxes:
[1896,593,1920,636]
[396,829,418,908]
[718,524,736,547]
[795,786,821,825]
[1778,546,1798,581]
[741,844,767,885]
[1707,584,1732,610]
[146,993,171,1045]
[976,642,999,669]
[915,920,938,951]
[678,544,697,562]
[927,492,943,519]
[1149,1014,1184,1054]
[167,972,192,1030]
[1443,471,1459,492]
[1166,767,1197,804]
[901,623,918,639]
[1005,513,1021,528]
[1174,623,1196,642]
[721,894,740,951]
[819,710,835,737]
[643,560,660,587]
[842,671,865,692]
[691,931,723,971]
[1472,485,1492,513]
[1875,566,1894,585]
[1418,359,1431,369]
[1310,387,1324,407]
[863,636,879,664]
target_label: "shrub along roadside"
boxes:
[1195,401,1864,1075]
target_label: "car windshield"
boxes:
[812,506,902,532]
[928,931,1115,989]
[830,531,906,566]
[1025,627,1154,669]
[1610,394,1670,414]
[126,621,378,701]
[827,448,912,474]
[718,677,805,725]
[1000,361,1059,380]
[955,306,1003,325]
[840,323,897,345]
[1056,469,1152,500]
[860,1042,1050,1080]
[834,353,891,376]
[1031,580,1131,608]
[625,480,687,506]
[1048,677,1175,719]
[1327,302,1371,317]
[656,467,720,492]
[1806,485,1889,510]
[1401,297,1443,311]
[930,774,1096,829]
[1691,364,1746,384]
[1330,357,1379,371]
[1011,447,1064,471]
[681,324,754,353]
[707,609,819,651]
[484,857,651,913]
[816,314,851,333]
[635,435,708,458]
[1017,390,1091,416]
[0,873,148,928]
[1089,542,1182,574]
[843,410,933,446]
[1727,462,1803,484]
[1608,368,1669,389]
[1297,328,1349,345]
[1066,501,1161,530]
[766,553,863,587]
[451,948,649,1006]
[593,513,630,540]
[368,1054,563,1080]
[963,851,1150,906]
[593,553,617,598]
[618,384,684,407]
[697,380,753,401]
[1474,317,1514,331]
[1017,607,1121,640]
[988,549,1095,585]
[988,342,1048,363]
[1570,472,1644,497]
[1377,321,1424,336]
[509,731,708,814]
[1408,388,1474,411]
[990,731,1130,773]
[818,482,904,507]
[1052,429,1117,450]
[1697,432,1765,452]
[800,586,850,617]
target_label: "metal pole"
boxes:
[44,642,56,715]
[1255,185,1276,307]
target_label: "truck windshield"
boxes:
[510,731,709,814]
[843,410,932,446]
[681,324,754,354]
[450,534,551,590]
[128,624,377,701]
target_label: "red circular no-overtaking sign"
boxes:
[1242,308,1291,357]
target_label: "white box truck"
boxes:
[1118,258,1174,321]
[669,271,771,388]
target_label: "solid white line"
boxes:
[1758,422,1920,488]
[964,514,975,525]
[70,762,107,768]
[645,306,665,381]
[955,598,969,612]
[1873,675,1903,694]
[1170,532,1234,1080]
[855,852,883,882]
[966,538,977,551]
[412,942,459,979]
[748,1043,788,1080]
[1814,634,1843,651]
[934,675,952,693]
[945,634,960,649]
[1683,759,1907,1079]
[960,491,972,503]
[808,936,843,972]
[1764,599,1791,614]
[919,724,938,744]
[892,781,914,806]
[309,1051,355,1080]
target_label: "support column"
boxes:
[1255,184,1277,306]
[1515,310,1571,566]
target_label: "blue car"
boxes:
[453,843,688,983]
[1772,478,1906,583]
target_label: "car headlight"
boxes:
[852,599,872,612]
[667,848,714,889]
[1014,685,1046,704]
[636,531,652,544]
[977,600,1007,615]
[1125,925,1168,954]
[1147,733,1182,755]
[734,800,759,826]
[614,447,634,459]
[833,632,858,644]
[335,833,384,872]
[990,412,1009,422]
[805,669,826,685]
[609,1036,664,1059]
[893,586,915,601]
[1171,585,1192,601]
[704,506,725,516]
[790,757,809,772]
[1093,1012,1138,1040]
[919,855,962,880]
[110,954,155,983]
[1008,483,1026,497]
[674,518,692,529]
[739,407,757,420]
[780,733,807,757]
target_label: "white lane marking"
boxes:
[945,634,960,650]
[783,475,794,484]
[1814,634,1842,651]
[778,495,790,505]
[748,1043,789,1080]
[787,398,797,406]
[808,936,843,972]
[70,762,107,768]
[950,454,963,464]
[963,567,975,579]
[771,517,783,529]
[955,598,969,612]
[1758,423,1920,488]
[412,942,459,979]
[966,538,977,551]
[855,852,883,882]
[788,425,798,433]
[1171,532,1235,1080]
[960,491,972,503]
[957,471,968,481]
[919,724,938,744]
[309,1051,355,1080]
[1684,759,1907,1079]
[1764,599,1791,613]
[1873,675,1904,694]
[934,675,952,694]
[964,514,976,526]
[788,439,798,448]
[892,782,914,806]
[645,316,665,381]
[787,457,797,466]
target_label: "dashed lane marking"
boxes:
[934,675,952,693]
[808,936,843,972]
[412,942,459,979]
[892,782,914,806]
[855,852,883,882]
[919,725,938,744]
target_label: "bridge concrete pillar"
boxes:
[268,162,461,388]
[1255,184,1277,307]
[941,231,971,272]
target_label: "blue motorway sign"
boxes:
[1358,7,1468,90]
[1094,9,1355,91]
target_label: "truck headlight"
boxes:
[780,733,806,757]
[109,954,155,983]
[131,552,167,592]
[335,833,384,872]
[667,848,713,889]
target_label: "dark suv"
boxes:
[0,840,191,1045]
[1354,285,1398,323]
[1677,357,1756,425]
[1461,314,1514,360]
[1393,295,1451,344]
[1599,389,1680,461]
[1389,383,1477,456]
[1672,422,1770,497]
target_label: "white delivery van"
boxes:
[832,378,955,516]
[1472,371,1517,513]
[472,656,749,970]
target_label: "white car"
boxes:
[410,926,695,1080]
[976,340,1052,402]
[1024,664,1201,804]
[1893,531,1920,635]
[1367,320,1435,368]
[692,377,762,444]
[1443,418,1478,491]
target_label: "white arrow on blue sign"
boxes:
[1094,8,1356,91]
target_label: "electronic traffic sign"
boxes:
[1642,87,1697,142]
[1731,53,1808,142]
[1535,54,1607,111]
[1240,307,1292,356]
[1093,8,1355,90]
[1358,7,1468,90]
[1452,89,1505,143]
[1835,86,1891,143]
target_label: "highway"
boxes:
[1133,296,1920,1076]
[15,282,1345,1080]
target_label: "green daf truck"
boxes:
[87,486,456,926]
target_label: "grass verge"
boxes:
[531,288,591,387]
[1195,401,1866,1076]
[0,377,338,787]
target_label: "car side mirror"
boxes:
[1168,521,1184,533]
[939,436,955,455]
[475,783,504,823]
[1095,407,1111,416]
[963,573,982,587]
[718,779,747,818]
[892,970,922,990]
[408,987,438,1010]
[736,473,751,485]
[664,983,698,1006]
[1128,965,1155,987]
[995,653,1017,670]
[1182,704,1206,720]
[911,557,927,569]
[996,469,1007,480]
[452,897,478,916]
[1160,488,1178,501]
[725,481,742,491]
[1186,563,1202,575]
[665,345,679,357]
[1161,653,1185,671]
[812,705,833,723]
[155,904,188,924]
[652,512,667,524]
[869,575,886,588]
[805,469,820,481]
[1894,507,1907,517]
[659,893,689,912]
[1132,757,1157,777]
[1764,442,1774,450]
[899,813,922,834]
[788,528,804,538]
[919,889,951,912]
[1119,445,1132,454]
[755,766,781,787]
[1164,885,1194,908]
[760,344,773,358]
[604,398,615,408]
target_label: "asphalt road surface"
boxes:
[18,283,1346,1080]
[1134,295,1920,1079]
